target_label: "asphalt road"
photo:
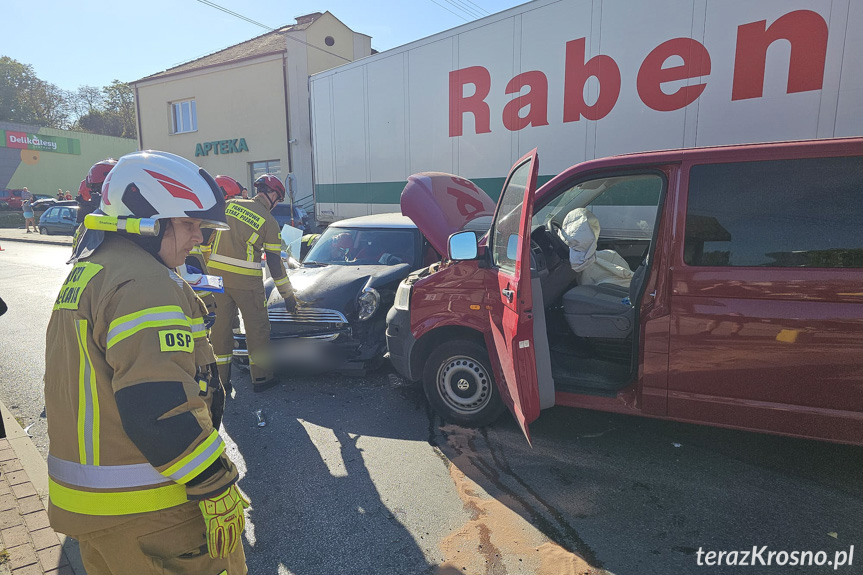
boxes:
[1,242,862,575]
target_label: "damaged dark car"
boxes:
[232,175,497,375]
[233,213,441,375]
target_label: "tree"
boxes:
[69,85,103,121]
[19,79,71,128]
[77,109,123,136]
[0,56,137,138]
[0,56,38,123]
[102,80,137,139]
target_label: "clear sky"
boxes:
[4,0,528,92]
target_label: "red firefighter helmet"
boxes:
[253,174,285,202]
[215,175,243,199]
[77,179,91,202]
[86,159,118,191]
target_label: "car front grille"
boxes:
[268,307,349,341]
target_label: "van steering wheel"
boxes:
[546,219,571,258]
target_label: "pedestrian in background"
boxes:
[56,189,64,200]
[45,150,248,574]
[22,193,36,233]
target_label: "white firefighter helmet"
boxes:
[100,150,229,230]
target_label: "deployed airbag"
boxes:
[560,208,632,287]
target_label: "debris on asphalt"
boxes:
[576,428,616,439]
[672,443,682,448]
[828,532,838,539]
[254,409,267,427]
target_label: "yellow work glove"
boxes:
[198,485,250,559]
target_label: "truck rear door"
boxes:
[486,150,541,442]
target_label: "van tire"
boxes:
[40,227,49,235]
[422,340,505,427]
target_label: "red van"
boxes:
[386,138,863,445]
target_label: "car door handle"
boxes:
[501,288,514,302]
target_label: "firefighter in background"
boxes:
[45,150,248,574]
[300,232,321,260]
[208,174,297,392]
[74,159,118,253]
[75,159,117,224]
[183,174,247,386]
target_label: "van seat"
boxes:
[562,283,632,338]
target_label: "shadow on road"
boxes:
[221,367,463,575]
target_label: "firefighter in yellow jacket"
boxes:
[44,150,247,574]
[208,174,296,392]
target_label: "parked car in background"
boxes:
[271,203,311,233]
[233,206,493,375]
[0,189,32,210]
[39,204,79,235]
[32,198,75,212]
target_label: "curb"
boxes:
[0,236,71,248]
[0,404,85,574]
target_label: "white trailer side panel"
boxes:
[311,0,861,223]
[836,0,863,137]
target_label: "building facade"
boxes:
[132,12,371,213]
[0,122,136,197]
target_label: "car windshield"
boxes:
[304,227,417,266]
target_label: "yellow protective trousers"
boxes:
[211,286,273,387]
[78,501,247,575]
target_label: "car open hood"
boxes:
[400,172,496,256]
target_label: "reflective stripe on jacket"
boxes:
[44,234,238,537]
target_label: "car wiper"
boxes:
[302,260,327,267]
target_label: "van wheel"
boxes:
[422,340,505,427]
[40,227,49,235]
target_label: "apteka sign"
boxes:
[195,138,249,157]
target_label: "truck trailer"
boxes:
[309,0,862,224]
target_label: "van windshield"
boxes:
[534,175,662,240]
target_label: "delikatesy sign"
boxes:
[0,130,81,155]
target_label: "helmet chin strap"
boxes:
[265,191,279,210]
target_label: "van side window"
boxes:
[491,159,532,273]
[684,156,863,268]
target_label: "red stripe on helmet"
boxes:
[144,169,204,209]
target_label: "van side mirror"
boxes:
[447,231,479,261]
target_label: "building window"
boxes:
[249,160,281,196]
[684,156,863,268]
[171,99,197,134]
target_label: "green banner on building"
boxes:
[0,130,81,155]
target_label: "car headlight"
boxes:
[357,287,380,321]
[394,280,411,311]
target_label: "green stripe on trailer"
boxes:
[315,175,555,205]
